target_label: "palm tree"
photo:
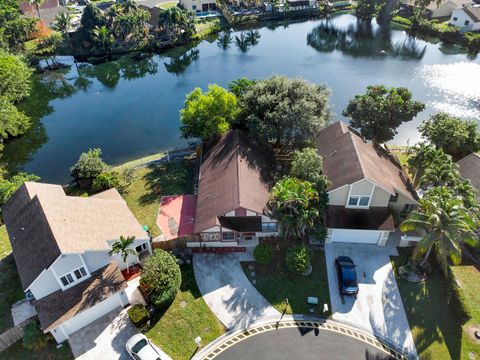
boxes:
[120,0,138,13]
[419,152,459,188]
[400,187,478,275]
[30,0,43,19]
[91,25,115,53]
[109,235,137,273]
[407,143,449,187]
[53,12,72,43]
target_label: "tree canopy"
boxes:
[290,147,324,185]
[180,84,239,141]
[343,85,425,145]
[267,177,320,241]
[0,52,32,103]
[239,76,330,151]
[70,148,108,185]
[0,172,40,207]
[418,113,480,160]
[355,0,376,20]
[228,77,257,98]
[0,0,36,52]
[140,249,181,309]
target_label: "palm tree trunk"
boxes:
[36,4,41,20]
[420,243,434,267]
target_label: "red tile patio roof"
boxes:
[157,195,197,240]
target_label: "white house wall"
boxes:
[28,268,60,300]
[350,178,375,196]
[52,254,84,278]
[450,8,480,31]
[83,251,112,273]
[370,186,391,207]
[327,186,349,205]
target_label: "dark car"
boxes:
[335,256,359,295]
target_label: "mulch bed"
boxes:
[122,264,143,282]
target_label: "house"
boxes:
[179,0,217,13]
[185,130,279,247]
[449,5,480,31]
[457,153,480,200]
[3,182,152,343]
[316,122,419,245]
[400,0,474,18]
[139,4,163,27]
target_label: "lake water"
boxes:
[5,14,480,183]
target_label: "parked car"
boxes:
[335,256,359,295]
[126,334,172,360]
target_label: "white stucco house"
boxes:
[401,0,474,18]
[449,5,480,31]
[316,122,419,246]
[179,0,217,13]
[3,183,152,343]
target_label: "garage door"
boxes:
[61,293,123,336]
[331,230,381,244]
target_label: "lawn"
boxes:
[391,248,480,360]
[0,225,24,334]
[145,265,225,359]
[242,247,331,315]
[120,156,197,238]
[0,340,73,360]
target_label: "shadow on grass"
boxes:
[391,249,466,360]
[139,159,197,206]
[0,254,25,333]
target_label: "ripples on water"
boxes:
[419,62,480,119]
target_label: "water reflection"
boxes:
[163,49,200,75]
[235,30,262,52]
[307,19,426,59]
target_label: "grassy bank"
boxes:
[391,248,480,360]
[145,265,225,359]
[0,341,73,360]
[242,248,331,315]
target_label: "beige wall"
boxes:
[389,192,417,213]
[328,186,349,206]
[350,178,374,195]
[370,186,391,207]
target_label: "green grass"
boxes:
[145,265,225,359]
[391,248,480,360]
[120,157,197,238]
[242,248,331,315]
[0,225,24,334]
[195,18,221,36]
[158,1,178,9]
[0,340,73,360]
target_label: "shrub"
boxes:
[392,16,412,27]
[23,321,49,351]
[70,148,107,187]
[128,304,150,329]
[92,171,120,192]
[140,249,181,309]
[253,243,274,265]
[285,245,311,274]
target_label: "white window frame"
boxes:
[55,265,90,290]
[345,180,375,209]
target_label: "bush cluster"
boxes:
[127,304,150,329]
[285,245,311,274]
[253,243,274,265]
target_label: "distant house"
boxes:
[457,153,480,200]
[316,122,418,245]
[139,4,163,27]
[179,0,217,13]
[401,0,474,18]
[3,183,152,343]
[449,5,480,31]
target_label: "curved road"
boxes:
[212,326,396,360]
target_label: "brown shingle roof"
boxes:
[35,262,126,331]
[194,130,273,233]
[3,183,147,290]
[316,122,417,202]
[457,153,480,200]
[326,206,395,231]
[464,6,480,22]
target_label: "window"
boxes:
[74,267,87,280]
[389,193,398,203]
[223,232,235,240]
[60,273,74,286]
[348,195,370,207]
[465,20,470,25]
[192,4,196,9]
[453,16,458,21]
[262,222,278,233]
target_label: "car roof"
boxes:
[126,334,147,348]
[137,344,161,360]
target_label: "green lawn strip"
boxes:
[0,340,73,360]
[242,249,331,315]
[121,157,197,238]
[145,265,225,359]
[158,1,178,9]
[0,225,24,334]
[391,248,479,360]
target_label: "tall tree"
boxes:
[109,235,137,274]
[0,52,32,103]
[355,0,376,20]
[91,25,114,53]
[180,85,239,141]
[0,97,31,148]
[239,76,330,152]
[267,177,320,241]
[0,172,40,207]
[53,11,73,43]
[70,148,107,187]
[418,113,480,160]
[343,85,425,145]
[0,0,36,52]
[80,3,106,41]
[400,186,478,274]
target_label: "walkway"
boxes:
[193,252,280,331]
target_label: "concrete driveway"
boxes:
[193,252,280,330]
[324,243,418,358]
[70,307,137,359]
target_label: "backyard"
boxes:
[391,248,480,360]
[145,265,225,359]
[242,247,331,315]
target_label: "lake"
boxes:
[5,13,480,183]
